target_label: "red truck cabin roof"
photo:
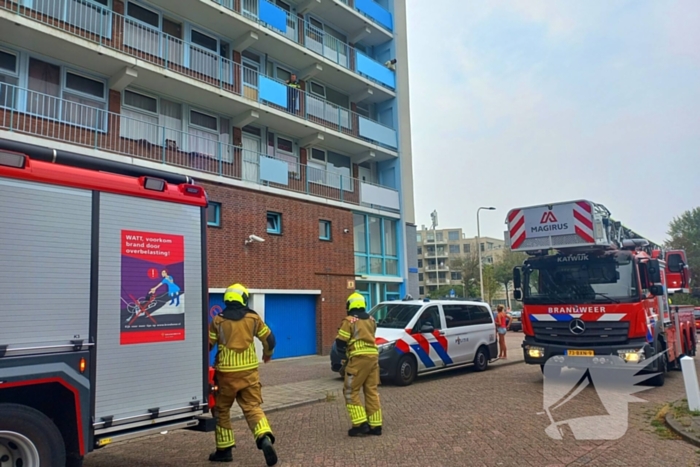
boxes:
[0,151,207,207]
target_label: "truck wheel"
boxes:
[647,352,667,387]
[0,403,65,467]
[473,346,489,372]
[393,355,416,386]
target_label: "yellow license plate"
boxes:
[567,350,594,357]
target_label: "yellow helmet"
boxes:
[346,292,366,311]
[224,283,249,306]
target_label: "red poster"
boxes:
[120,230,185,345]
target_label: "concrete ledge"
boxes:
[665,411,700,448]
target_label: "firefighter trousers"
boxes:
[214,369,273,450]
[343,355,382,428]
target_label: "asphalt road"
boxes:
[84,339,700,467]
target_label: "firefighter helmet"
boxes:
[346,292,366,311]
[224,283,249,306]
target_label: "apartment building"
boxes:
[415,226,505,297]
[0,0,416,356]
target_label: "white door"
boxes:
[465,304,497,361]
[409,305,447,370]
[441,303,474,364]
[242,133,260,183]
[358,166,372,184]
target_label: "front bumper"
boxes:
[378,346,402,380]
[521,336,654,367]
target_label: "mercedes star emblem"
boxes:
[569,319,586,335]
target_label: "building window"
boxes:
[463,244,471,253]
[451,272,461,281]
[267,212,281,234]
[448,230,460,241]
[417,259,423,268]
[22,56,108,131]
[384,283,400,301]
[436,232,444,242]
[480,243,485,252]
[319,220,331,240]
[267,132,298,175]
[417,246,422,255]
[419,286,424,296]
[353,213,399,276]
[308,148,353,191]
[0,49,19,109]
[207,202,221,227]
[418,273,424,281]
[121,89,184,147]
[449,245,460,254]
[416,233,422,243]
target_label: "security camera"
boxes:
[245,234,265,245]
[343,228,350,234]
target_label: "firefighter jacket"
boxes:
[209,304,276,372]
[335,311,378,358]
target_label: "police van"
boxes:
[331,299,498,386]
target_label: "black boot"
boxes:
[208,447,233,462]
[348,422,370,437]
[257,434,278,466]
[368,426,382,436]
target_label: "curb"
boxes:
[230,390,342,421]
[664,412,700,448]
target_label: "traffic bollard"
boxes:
[680,356,700,411]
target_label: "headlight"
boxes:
[617,348,645,363]
[525,345,544,358]
[378,342,396,354]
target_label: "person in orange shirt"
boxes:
[496,305,509,359]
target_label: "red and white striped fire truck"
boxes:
[506,199,696,386]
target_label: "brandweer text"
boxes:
[547,306,607,313]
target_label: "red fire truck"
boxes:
[506,199,696,386]
[0,139,215,467]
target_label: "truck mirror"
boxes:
[513,267,522,289]
[649,285,664,296]
[513,289,522,301]
[648,260,662,283]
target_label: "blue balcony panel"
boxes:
[259,0,287,32]
[259,76,288,107]
[358,117,397,149]
[356,52,395,89]
[355,0,393,31]
[260,156,289,185]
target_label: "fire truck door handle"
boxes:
[439,331,446,336]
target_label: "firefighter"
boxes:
[335,292,382,436]
[208,283,278,466]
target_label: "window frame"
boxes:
[19,52,109,133]
[353,213,400,277]
[207,201,221,227]
[307,147,354,192]
[319,219,331,241]
[189,108,219,133]
[267,211,282,235]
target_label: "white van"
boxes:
[366,298,499,386]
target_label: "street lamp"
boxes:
[477,206,496,301]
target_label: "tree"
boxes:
[666,207,700,304]
[493,249,528,308]
[450,252,481,298]
[481,264,501,304]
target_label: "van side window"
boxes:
[468,306,492,325]
[443,305,470,328]
[414,306,441,331]
[667,254,683,273]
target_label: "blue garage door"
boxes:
[264,294,317,359]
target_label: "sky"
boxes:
[405,0,700,245]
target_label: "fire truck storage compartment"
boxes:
[0,177,92,352]
[94,192,204,431]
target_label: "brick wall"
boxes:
[202,181,356,355]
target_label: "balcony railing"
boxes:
[0,83,400,212]
[211,0,395,90]
[0,0,398,151]
[335,0,393,32]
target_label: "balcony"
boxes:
[144,0,396,97]
[424,264,449,271]
[333,0,393,35]
[0,83,400,212]
[0,0,398,158]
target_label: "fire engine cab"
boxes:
[506,199,696,386]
